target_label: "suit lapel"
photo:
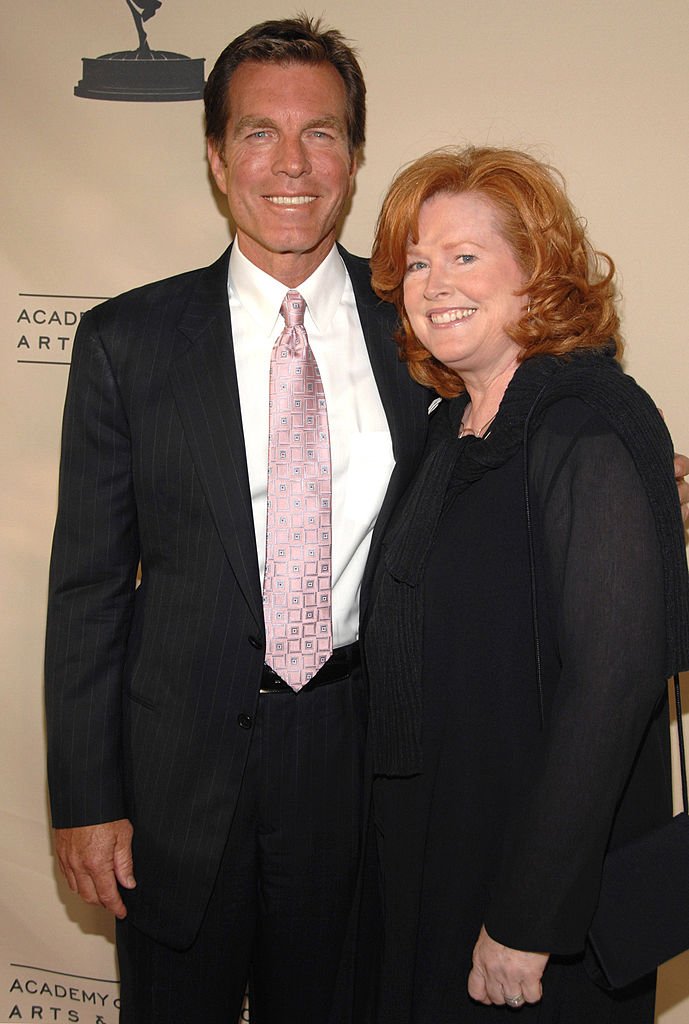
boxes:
[169,247,264,629]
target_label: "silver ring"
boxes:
[505,994,525,1008]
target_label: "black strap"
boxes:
[674,674,688,814]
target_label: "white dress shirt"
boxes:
[228,240,395,647]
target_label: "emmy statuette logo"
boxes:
[74,1,204,102]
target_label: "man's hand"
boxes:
[467,925,549,1008]
[674,453,689,526]
[54,819,135,920]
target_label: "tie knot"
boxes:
[281,290,306,328]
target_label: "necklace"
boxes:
[458,411,498,440]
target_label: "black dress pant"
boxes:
[117,663,367,1024]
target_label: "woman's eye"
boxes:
[457,254,476,265]
[405,260,428,273]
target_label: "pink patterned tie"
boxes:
[263,291,333,691]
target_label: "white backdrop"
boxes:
[1,1,688,1020]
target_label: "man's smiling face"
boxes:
[208,60,357,286]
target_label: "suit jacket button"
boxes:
[237,713,253,730]
[248,635,263,650]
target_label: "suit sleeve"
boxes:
[484,406,669,954]
[45,307,140,828]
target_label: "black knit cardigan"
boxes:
[366,346,689,777]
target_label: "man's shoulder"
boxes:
[337,244,370,273]
[337,244,397,324]
[337,243,372,292]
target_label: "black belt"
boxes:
[260,641,360,693]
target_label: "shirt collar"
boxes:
[228,239,347,335]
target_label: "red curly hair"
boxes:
[370,147,622,397]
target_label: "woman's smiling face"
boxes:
[403,191,527,381]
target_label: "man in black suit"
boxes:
[45,15,429,1024]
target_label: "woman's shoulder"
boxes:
[529,380,673,515]
[531,357,667,452]
[528,388,651,497]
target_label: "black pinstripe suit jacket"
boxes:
[44,244,429,947]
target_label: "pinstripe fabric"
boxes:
[45,245,429,950]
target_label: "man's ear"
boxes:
[207,139,228,196]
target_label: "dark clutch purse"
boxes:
[585,674,689,990]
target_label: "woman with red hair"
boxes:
[364,147,689,1022]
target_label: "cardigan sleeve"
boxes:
[484,397,671,955]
